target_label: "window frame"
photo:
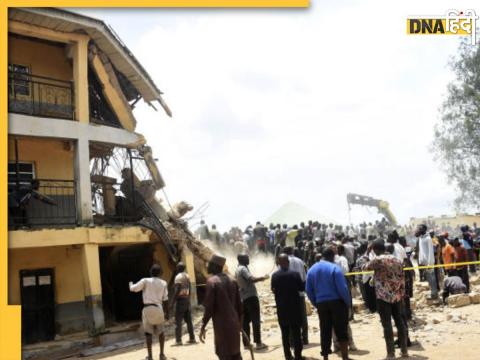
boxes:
[8,161,36,188]
[8,63,32,98]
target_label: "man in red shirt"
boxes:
[453,238,470,293]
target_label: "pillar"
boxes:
[72,38,89,123]
[74,137,93,224]
[80,243,105,335]
[182,247,198,306]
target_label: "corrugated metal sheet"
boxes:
[8,7,171,116]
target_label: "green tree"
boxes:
[434,40,480,210]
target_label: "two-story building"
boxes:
[7,8,195,345]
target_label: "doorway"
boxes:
[20,268,55,344]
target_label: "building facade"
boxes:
[7,8,194,345]
[410,214,480,231]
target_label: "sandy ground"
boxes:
[76,278,480,360]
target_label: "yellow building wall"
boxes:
[8,245,85,305]
[410,214,480,228]
[8,34,72,81]
[8,136,74,180]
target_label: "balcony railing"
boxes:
[8,179,77,228]
[91,179,143,225]
[8,70,75,120]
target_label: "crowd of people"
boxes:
[130,219,480,360]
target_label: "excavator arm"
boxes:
[346,193,398,226]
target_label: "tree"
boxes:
[434,40,480,210]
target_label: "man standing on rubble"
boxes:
[196,220,210,240]
[210,224,221,247]
[453,237,470,293]
[415,224,438,300]
[271,254,305,360]
[129,264,169,360]
[306,247,351,360]
[254,221,268,252]
[235,254,269,351]
[200,254,243,360]
[363,240,408,359]
[171,262,196,346]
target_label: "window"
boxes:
[8,64,31,97]
[8,162,35,189]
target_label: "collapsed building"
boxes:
[7,7,215,344]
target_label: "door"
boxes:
[20,268,55,344]
[109,244,153,321]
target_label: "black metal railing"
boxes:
[8,70,75,120]
[8,179,77,228]
[91,180,142,225]
[91,179,177,260]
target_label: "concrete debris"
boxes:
[416,282,431,291]
[468,292,480,304]
[448,294,471,308]
[470,275,480,286]
[352,299,366,313]
[162,218,218,282]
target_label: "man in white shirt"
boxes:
[130,264,169,360]
[415,224,438,299]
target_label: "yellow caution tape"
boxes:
[346,260,480,276]
[196,261,480,284]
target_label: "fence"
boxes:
[8,179,77,228]
[8,70,74,120]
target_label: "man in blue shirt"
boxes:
[306,247,351,360]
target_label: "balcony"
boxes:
[91,176,143,225]
[8,179,77,229]
[8,70,74,120]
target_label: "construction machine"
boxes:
[346,193,398,226]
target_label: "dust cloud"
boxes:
[200,239,276,277]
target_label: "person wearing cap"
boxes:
[200,254,243,360]
[129,264,169,360]
[235,254,269,350]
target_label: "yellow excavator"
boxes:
[346,193,398,226]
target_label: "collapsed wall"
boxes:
[162,219,216,284]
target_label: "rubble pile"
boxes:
[163,219,216,283]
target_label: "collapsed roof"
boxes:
[9,7,172,117]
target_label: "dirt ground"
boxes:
[77,274,480,360]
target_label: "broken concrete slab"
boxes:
[448,294,471,308]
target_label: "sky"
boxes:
[74,0,479,231]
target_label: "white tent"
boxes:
[264,201,337,226]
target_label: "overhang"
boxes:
[8,7,172,117]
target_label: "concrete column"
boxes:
[73,38,89,123]
[182,247,198,306]
[80,243,105,335]
[74,137,93,224]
